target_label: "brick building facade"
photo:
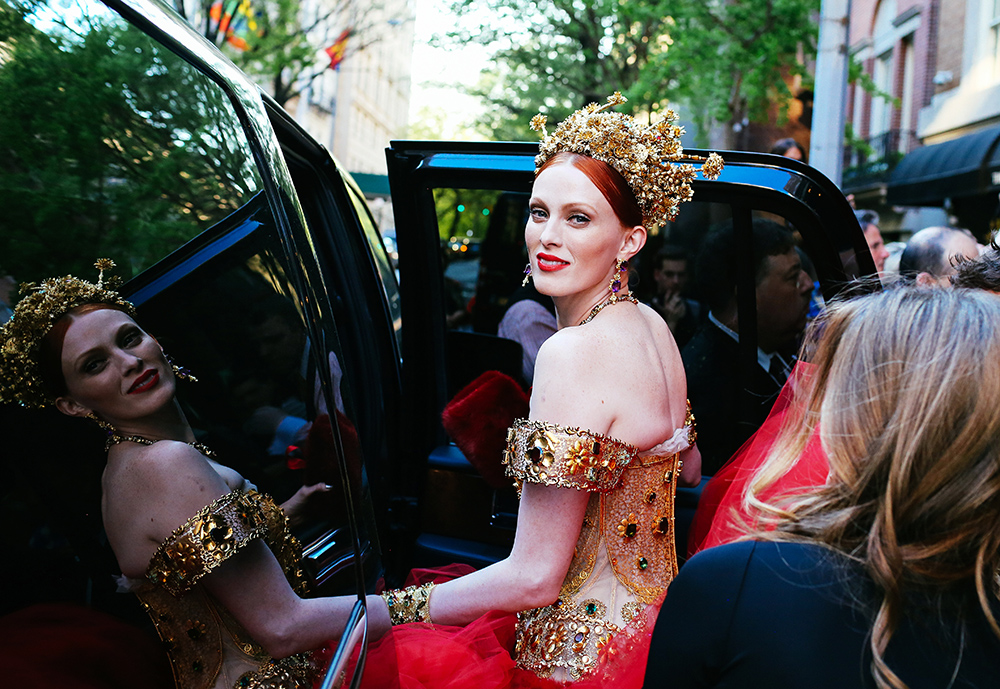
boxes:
[844,0,1000,237]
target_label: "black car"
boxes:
[0,0,871,685]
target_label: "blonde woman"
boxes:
[645,288,1000,689]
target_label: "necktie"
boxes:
[768,354,789,386]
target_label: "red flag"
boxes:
[325,29,352,70]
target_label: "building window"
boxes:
[992,0,1000,78]
[899,37,914,151]
[871,50,894,139]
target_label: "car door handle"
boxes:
[319,599,367,689]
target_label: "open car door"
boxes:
[386,140,873,565]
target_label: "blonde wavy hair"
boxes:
[747,287,1000,689]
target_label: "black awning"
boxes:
[886,125,1000,206]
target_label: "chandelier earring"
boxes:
[522,263,532,287]
[164,353,199,383]
[610,258,629,295]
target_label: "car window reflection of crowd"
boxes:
[681,219,814,475]
[235,294,345,458]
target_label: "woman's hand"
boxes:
[280,483,332,527]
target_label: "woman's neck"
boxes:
[111,398,196,444]
[553,281,628,329]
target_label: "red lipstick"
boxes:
[128,369,159,394]
[537,253,570,272]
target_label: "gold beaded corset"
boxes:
[503,410,695,681]
[133,489,320,689]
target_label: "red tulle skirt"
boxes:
[687,362,830,556]
[356,565,658,689]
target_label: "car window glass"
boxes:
[430,187,528,399]
[346,181,402,353]
[1,0,371,624]
[134,224,370,597]
[0,0,262,281]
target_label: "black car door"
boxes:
[0,0,377,683]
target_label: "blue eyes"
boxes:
[529,208,589,224]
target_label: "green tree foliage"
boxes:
[0,0,261,280]
[442,0,818,147]
[657,0,818,148]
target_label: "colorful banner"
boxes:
[324,28,352,70]
[209,0,260,52]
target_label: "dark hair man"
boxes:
[682,219,813,475]
[650,245,703,347]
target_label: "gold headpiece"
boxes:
[530,93,724,228]
[0,259,135,408]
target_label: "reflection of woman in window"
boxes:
[0,262,342,689]
[363,95,722,688]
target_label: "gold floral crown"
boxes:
[530,92,724,228]
[0,259,135,408]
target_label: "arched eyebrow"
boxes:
[72,322,136,369]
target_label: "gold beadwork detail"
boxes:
[685,399,697,446]
[137,489,311,688]
[515,597,621,680]
[618,513,639,539]
[147,490,270,597]
[505,419,637,493]
[531,93,724,229]
[381,582,436,626]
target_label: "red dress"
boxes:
[359,565,659,689]
[687,362,829,556]
[358,413,695,689]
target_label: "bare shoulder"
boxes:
[104,442,232,548]
[108,441,228,497]
[637,302,673,338]
[530,324,624,434]
[533,325,596,378]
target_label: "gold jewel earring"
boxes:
[610,258,628,295]
[521,263,532,287]
[164,353,198,383]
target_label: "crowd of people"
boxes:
[2,99,1000,689]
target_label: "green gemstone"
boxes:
[638,557,649,571]
[585,602,598,615]
[624,523,637,538]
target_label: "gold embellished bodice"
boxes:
[503,410,694,681]
[134,489,320,689]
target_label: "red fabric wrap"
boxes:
[357,565,658,689]
[688,362,830,556]
[441,371,529,488]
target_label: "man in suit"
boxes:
[682,219,813,475]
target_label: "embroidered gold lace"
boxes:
[504,412,693,681]
[137,489,319,689]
